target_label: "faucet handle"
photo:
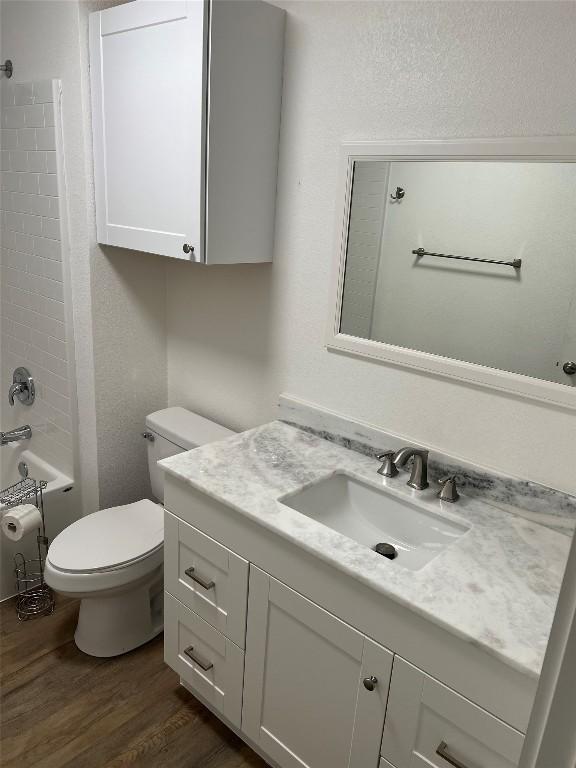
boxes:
[376,451,399,478]
[437,474,461,503]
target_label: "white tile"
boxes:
[39,174,58,197]
[3,107,25,129]
[43,103,55,128]
[26,195,51,217]
[11,194,30,214]
[21,214,43,236]
[7,319,31,345]
[34,235,61,260]
[31,255,62,281]
[0,150,10,171]
[45,152,57,174]
[2,228,17,250]
[18,128,37,150]
[1,172,19,193]
[27,151,47,173]
[45,335,67,361]
[8,150,28,171]
[32,81,53,104]
[28,309,66,341]
[4,212,23,233]
[14,83,34,106]
[1,129,19,150]
[1,84,15,108]
[24,104,45,128]
[14,232,34,254]
[41,217,60,240]
[35,127,56,151]
[0,191,15,211]
[8,285,33,311]
[19,173,40,195]
[36,274,64,302]
[39,295,65,322]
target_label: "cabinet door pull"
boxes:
[436,741,472,768]
[184,567,215,590]
[183,645,214,671]
[362,675,378,691]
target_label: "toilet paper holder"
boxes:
[0,476,55,620]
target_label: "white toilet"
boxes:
[44,407,233,657]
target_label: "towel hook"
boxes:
[390,186,404,201]
[0,60,13,79]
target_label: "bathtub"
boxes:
[0,443,77,601]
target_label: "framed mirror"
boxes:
[327,140,576,409]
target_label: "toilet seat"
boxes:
[48,499,163,573]
[45,499,164,594]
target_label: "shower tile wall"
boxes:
[0,79,74,476]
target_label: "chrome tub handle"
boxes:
[184,566,215,590]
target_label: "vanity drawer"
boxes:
[381,657,524,768]
[165,510,249,648]
[164,592,244,728]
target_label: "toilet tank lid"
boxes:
[146,407,234,450]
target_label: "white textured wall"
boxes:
[167,0,576,495]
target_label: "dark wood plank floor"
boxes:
[0,596,268,768]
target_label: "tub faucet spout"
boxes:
[0,425,32,445]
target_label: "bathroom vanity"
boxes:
[161,416,570,768]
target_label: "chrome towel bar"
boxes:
[412,247,522,269]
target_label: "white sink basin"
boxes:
[280,474,469,571]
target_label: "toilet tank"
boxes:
[144,407,235,503]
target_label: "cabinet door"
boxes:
[381,657,524,768]
[89,0,207,260]
[243,567,393,768]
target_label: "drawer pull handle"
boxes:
[436,742,472,768]
[183,645,214,671]
[184,567,215,590]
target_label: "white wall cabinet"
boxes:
[242,567,393,768]
[89,0,284,263]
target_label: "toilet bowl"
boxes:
[44,408,234,657]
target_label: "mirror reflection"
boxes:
[340,160,576,385]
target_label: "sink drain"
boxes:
[374,542,398,560]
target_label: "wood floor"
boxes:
[0,596,268,768]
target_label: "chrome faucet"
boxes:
[0,425,32,445]
[8,367,35,406]
[392,446,429,490]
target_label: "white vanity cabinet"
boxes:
[242,567,393,768]
[163,478,530,768]
[89,0,284,262]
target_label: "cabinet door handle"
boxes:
[184,567,215,590]
[183,645,214,671]
[436,741,473,768]
[363,676,378,691]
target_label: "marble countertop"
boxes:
[160,421,570,679]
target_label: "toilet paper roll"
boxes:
[1,504,42,542]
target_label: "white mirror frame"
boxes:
[327,138,576,411]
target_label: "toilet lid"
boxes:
[48,499,164,573]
